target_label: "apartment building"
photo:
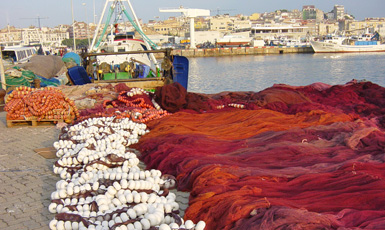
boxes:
[345,18,385,33]
[209,16,233,32]
[0,26,23,44]
[67,21,90,40]
[302,5,324,22]
[152,18,185,36]
[333,5,345,20]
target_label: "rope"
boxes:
[122,9,158,49]
[95,5,115,49]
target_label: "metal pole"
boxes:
[0,48,6,90]
[83,3,91,49]
[71,0,77,52]
[93,0,96,24]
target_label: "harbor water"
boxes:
[187,53,385,94]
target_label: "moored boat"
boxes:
[216,34,252,47]
[311,30,385,53]
[81,0,189,90]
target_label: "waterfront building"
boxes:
[250,25,310,41]
[194,31,221,44]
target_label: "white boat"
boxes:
[216,34,252,47]
[311,31,385,53]
[268,36,309,47]
[94,32,153,68]
[1,46,37,66]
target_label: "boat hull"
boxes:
[311,41,385,53]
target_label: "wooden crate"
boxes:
[6,117,63,128]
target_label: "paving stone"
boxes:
[0,213,16,223]
[5,217,33,227]
[0,111,192,229]
[3,224,27,230]
[22,219,42,229]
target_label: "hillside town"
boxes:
[1,4,385,51]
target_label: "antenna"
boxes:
[20,16,49,29]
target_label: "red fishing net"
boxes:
[134,81,385,229]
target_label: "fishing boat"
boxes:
[80,0,189,90]
[310,30,385,53]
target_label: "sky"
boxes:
[1,0,384,29]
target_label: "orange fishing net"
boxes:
[134,81,385,229]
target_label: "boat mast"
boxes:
[125,0,158,67]
[89,0,111,51]
[90,0,159,68]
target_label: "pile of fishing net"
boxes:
[21,55,67,79]
[4,66,62,89]
[133,80,385,229]
[74,83,170,123]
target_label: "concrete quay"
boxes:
[171,45,314,57]
[0,111,190,230]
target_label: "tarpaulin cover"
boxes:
[135,81,385,230]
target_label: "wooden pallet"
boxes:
[6,118,63,128]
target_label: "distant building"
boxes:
[0,26,22,44]
[152,18,185,36]
[209,16,232,32]
[325,12,335,20]
[232,17,252,32]
[194,31,221,44]
[250,25,310,41]
[68,21,90,40]
[302,5,324,22]
[333,5,345,20]
[345,18,385,34]
[316,22,339,35]
[302,5,317,20]
[22,27,69,47]
[249,13,261,21]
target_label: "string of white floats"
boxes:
[126,88,149,97]
[49,116,206,230]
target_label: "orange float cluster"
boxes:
[5,86,79,122]
[77,88,169,123]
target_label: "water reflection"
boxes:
[187,53,385,94]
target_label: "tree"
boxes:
[62,39,90,48]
